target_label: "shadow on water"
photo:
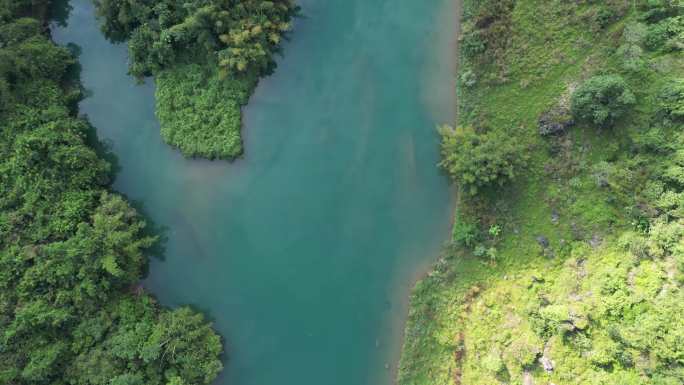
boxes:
[128,198,170,265]
[48,0,73,27]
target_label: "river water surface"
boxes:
[53,1,457,384]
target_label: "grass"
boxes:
[398,1,684,384]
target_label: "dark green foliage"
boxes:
[639,0,683,23]
[91,0,299,159]
[452,219,480,248]
[659,79,684,120]
[438,125,528,195]
[93,0,298,79]
[460,0,516,63]
[645,15,684,50]
[571,75,636,128]
[0,4,223,384]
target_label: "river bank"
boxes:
[391,0,463,382]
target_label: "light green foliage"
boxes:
[571,75,636,128]
[156,64,255,159]
[92,0,299,159]
[400,1,684,384]
[0,4,223,384]
[438,125,528,195]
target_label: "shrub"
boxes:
[571,75,636,127]
[645,16,684,51]
[659,79,684,120]
[639,0,683,24]
[595,7,617,29]
[438,125,528,194]
[452,219,480,247]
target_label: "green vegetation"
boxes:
[438,124,529,195]
[92,0,299,159]
[0,2,222,383]
[400,0,684,384]
[570,75,635,128]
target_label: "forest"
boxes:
[92,0,299,159]
[0,1,223,384]
[400,0,684,384]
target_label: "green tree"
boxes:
[571,75,636,127]
[438,125,528,195]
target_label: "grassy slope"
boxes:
[399,1,684,384]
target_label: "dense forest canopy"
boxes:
[91,0,299,159]
[94,0,297,78]
[0,1,223,384]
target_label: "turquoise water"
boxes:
[53,1,457,384]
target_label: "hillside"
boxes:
[399,1,684,384]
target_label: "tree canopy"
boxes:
[571,75,636,128]
[92,0,299,159]
[438,124,529,195]
[0,2,223,383]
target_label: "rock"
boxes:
[540,340,556,373]
[536,235,550,249]
[551,210,560,225]
[523,370,534,385]
[571,222,584,241]
[589,234,603,248]
[540,356,554,372]
[539,107,574,136]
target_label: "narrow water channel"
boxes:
[53,1,457,384]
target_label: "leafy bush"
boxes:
[452,219,481,247]
[645,15,684,51]
[571,75,636,127]
[438,125,528,194]
[93,0,298,79]
[639,0,683,24]
[459,0,516,63]
[156,64,255,159]
[659,79,684,120]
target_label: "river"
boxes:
[53,1,457,384]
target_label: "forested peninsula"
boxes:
[92,0,298,159]
[0,1,223,384]
[399,1,684,384]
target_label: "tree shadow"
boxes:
[128,199,170,269]
[48,0,73,27]
[63,43,95,115]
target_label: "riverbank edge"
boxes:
[393,0,464,382]
[44,2,225,382]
